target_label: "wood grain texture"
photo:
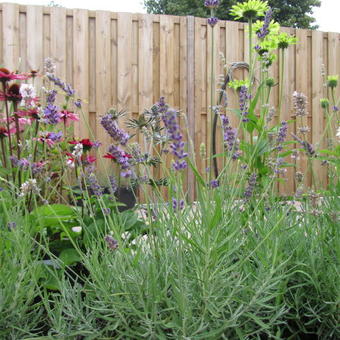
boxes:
[0,5,338,197]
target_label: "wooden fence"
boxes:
[1,3,339,198]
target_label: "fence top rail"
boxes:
[0,2,339,34]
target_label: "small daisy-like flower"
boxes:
[277,32,297,49]
[230,0,269,20]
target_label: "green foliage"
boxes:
[144,0,321,29]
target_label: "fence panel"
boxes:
[1,3,339,196]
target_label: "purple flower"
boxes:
[291,133,316,157]
[31,162,46,175]
[104,235,118,250]
[220,114,241,160]
[103,208,111,215]
[47,74,75,97]
[108,145,132,170]
[276,121,288,151]
[257,8,273,39]
[92,141,101,149]
[100,114,130,145]
[244,173,257,200]
[208,17,219,27]
[85,167,103,197]
[7,222,16,230]
[48,131,63,142]
[210,179,219,188]
[162,106,188,171]
[172,198,184,210]
[333,105,339,112]
[46,89,57,105]
[292,91,308,117]
[18,158,30,169]
[74,98,82,108]
[43,104,61,125]
[109,175,117,194]
[10,155,19,167]
[204,0,220,8]
[239,86,251,122]
[121,169,133,178]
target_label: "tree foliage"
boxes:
[143,0,321,29]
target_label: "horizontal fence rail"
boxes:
[1,3,339,198]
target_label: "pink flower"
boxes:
[60,110,79,125]
[0,68,29,82]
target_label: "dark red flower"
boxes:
[6,83,22,102]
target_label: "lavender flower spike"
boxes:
[292,91,308,117]
[100,113,129,145]
[244,173,257,200]
[276,121,288,151]
[239,86,251,122]
[257,8,273,39]
[162,106,188,171]
[291,133,316,157]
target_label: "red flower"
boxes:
[104,153,116,160]
[69,138,94,147]
[0,68,29,83]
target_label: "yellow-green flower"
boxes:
[327,75,338,88]
[253,19,280,36]
[228,79,251,91]
[320,98,330,109]
[277,32,297,49]
[230,0,269,20]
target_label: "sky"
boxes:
[1,0,340,33]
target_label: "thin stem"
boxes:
[2,82,13,158]
[278,48,285,122]
[209,10,216,180]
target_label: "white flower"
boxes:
[19,179,40,197]
[72,226,82,233]
[20,84,36,99]
[336,127,340,141]
[72,143,83,159]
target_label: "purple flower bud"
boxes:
[104,235,118,250]
[209,179,219,188]
[204,0,220,9]
[172,198,185,210]
[208,17,219,27]
[244,173,257,200]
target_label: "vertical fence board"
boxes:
[26,6,43,74]
[73,9,89,139]
[50,7,66,79]
[2,3,19,71]
[312,30,327,189]
[95,11,112,175]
